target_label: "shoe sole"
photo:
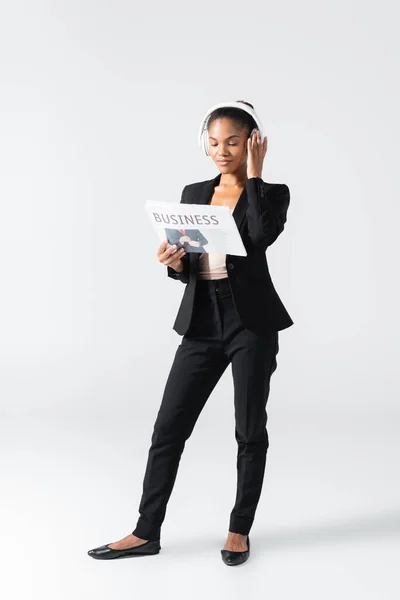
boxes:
[89,550,161,560]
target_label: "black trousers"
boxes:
[132,277,279,541]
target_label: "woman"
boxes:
[88,100,294,566]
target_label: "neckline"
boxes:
[207,173,246,215]
[206,173,246,218]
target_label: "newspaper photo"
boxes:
[145,201,247,256]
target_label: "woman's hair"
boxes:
[206,100,257,137]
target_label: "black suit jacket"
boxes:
[167,173,294,336]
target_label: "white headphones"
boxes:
[198,101,265,156]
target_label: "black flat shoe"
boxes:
[88,539,161,560]
[221,535,250,566]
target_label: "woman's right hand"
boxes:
[157,240,186,273]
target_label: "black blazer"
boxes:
[167,173,294,336]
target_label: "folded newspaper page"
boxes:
[145,201,247,256]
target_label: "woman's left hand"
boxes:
[247,130,267,179]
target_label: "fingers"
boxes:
[157,240,186,265]
[165,247,186,266]
[248,130,267,156]
[157,239,177,259]
[251,130,267,146]
[158,239,169,254]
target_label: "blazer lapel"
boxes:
[190,173,248,273]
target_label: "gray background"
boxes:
[1,1,399,598]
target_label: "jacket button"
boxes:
[227,263,234,270]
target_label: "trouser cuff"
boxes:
[132,517,161,541]
[229,514,254,536]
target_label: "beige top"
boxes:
[197,207,233,280]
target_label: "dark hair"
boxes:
[206,100,257,137]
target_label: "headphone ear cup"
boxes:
[204,131,209,156]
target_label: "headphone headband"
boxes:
[198,101,265,156]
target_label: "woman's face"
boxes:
[207,118,249,173]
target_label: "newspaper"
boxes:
[145,201,247,256]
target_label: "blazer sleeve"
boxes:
[245,178,290,251]
[166,185,190,284]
